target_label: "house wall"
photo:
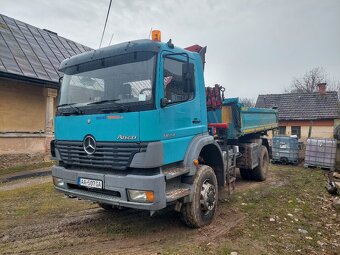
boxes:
[0,136,46,154]
[0,78,57,169]
[0,79,45,132]
[283,125,334,140]
[0,135,47,169]
[278,120,334,140]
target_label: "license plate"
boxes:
[79,178,103,189]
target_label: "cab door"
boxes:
[159,53,204,164]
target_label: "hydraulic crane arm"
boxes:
[185,45,207,70]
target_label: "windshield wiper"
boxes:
[57,103,76,108]
[57,103,82,114]
[101,105,129,113]
[86,99,121,105]
[86,99,129,113]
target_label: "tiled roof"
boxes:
[256,92,339,120]
[0,13,92,85]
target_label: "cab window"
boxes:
[163,57,194,104]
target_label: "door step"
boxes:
[162,167,190,180]
[166,186,191,202]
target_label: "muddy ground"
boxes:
[0,165,339,255]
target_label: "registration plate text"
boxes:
[79,178,103,189]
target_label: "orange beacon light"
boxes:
[152,30,161,42]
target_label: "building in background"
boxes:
[256,84,339,141]
[0,14,91,169]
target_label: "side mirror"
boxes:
[57,76,63,101]
[182,63,195,93]
[160,97,169,107]
[59,76,63,85]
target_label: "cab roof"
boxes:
[59,39,199,71]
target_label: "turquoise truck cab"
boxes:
[51,38,278,227]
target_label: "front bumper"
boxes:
[52,165,166,211]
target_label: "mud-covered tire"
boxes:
[181,165,218,228]
[251,145,269,181]
[239,168,252,180]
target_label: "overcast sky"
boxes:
[2,0,339,99]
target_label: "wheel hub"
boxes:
[200,179,216,214]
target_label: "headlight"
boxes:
[53,177,65,188]
[127,190,154,203]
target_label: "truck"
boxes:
[51,33,278,228]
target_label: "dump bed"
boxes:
[207,97,278,139]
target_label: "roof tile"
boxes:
[256,92,339,120]
[0,13,91,84]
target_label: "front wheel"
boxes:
[181,165,218,228]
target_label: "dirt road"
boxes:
[0,166,339,255]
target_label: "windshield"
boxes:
[59,51,156,112]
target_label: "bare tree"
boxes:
[328,80,340,95]
[286,67,340,99]
[239,97,255,107]
[288,67,326,93]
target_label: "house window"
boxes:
[291,126,301,138]
[279,126,286,135]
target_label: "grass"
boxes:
[0,161,54,177]
[161,165,340,255]
[229,166,329,254]
[0,181,95,231]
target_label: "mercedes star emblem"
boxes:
[83,135,96,155]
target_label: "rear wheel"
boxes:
[181,165,218,228]
[251,145,269,181]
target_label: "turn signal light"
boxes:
[127,189,154,203]
[146,191,155,202]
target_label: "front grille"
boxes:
[56,140,147,170]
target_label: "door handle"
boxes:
[192,118,201,124]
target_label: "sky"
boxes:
[1,0,339,99]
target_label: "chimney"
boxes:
[317,83,327,95]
